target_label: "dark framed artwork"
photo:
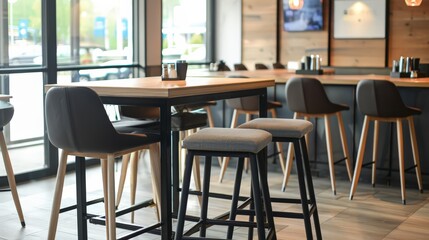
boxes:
[283,0,324,32]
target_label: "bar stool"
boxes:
[45,87,160,240]
[219,76,284,182]
[284,77,353,195]
[239,118,322,239]
[350,80,423,205]
[0,101,25,227]
[175,128,276,240]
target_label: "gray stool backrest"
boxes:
[356,79,419,118]
[45,87,121,153]
[0,101,14,130]
[285,77,341,114]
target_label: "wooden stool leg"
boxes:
[48,150,68,240]
[282,112,298,191]
[219,109,239,182]
[130,151,139,223]
[324,115,336,195]
[350,116,370,200]
[372,120,380,187]
[107,154,117,240]
[101,159,110,240]
[270,103,286,173]
[149,144,161,221]
[408,117,423,193]
[0,131,25,227]
[337,112,353,181]
[396,119,406,205]
[115,153,131,208]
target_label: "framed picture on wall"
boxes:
[334,0,386,39]
[283,0,324,32]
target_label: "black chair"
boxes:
[272,62,286,69]
[0,101,25,227]
[255,63,269,70]
[284,77,353,195]
[219,76,284,182]
[234,63,248,71]
[45,87,160,239]
[350,80,423,204]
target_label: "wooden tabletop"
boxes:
[44,76,275,98]
[0,94,12,101]
[189,69,429,88]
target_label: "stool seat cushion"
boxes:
[0,101,14,128]
[182,127,272,153]
[239,118,313,139]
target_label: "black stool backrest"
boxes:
[234,63,248,71]
[0,101,14,130]
[356,79,419,118]
[45,87,120,153]
[255,63,268,70]
[226,76,259,111]
[285,77,339,114]
[272,62,285,69]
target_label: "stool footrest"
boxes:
[270,197,308,204]
[362,161,375,167]
[0,188,11,192]
[334,157,348,165]
[187,189,250,202]
[59,197,104,213]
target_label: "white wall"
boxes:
[215,0,242,68]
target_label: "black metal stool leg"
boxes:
[248,182,255,240]
[200,156,212,237]
[249,155,266,240]
[175,151,195,240]
[293,139,313,239]
[257,151,277,240]
[227,157,245,239]
[300,137,322,239]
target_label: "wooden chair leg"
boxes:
[149,143,161,221]
[205,106,215,128]
[396,119,406,205]
[129,151,139,223]
[408,117,423,192]
[270,108,286,173]
[101,159,109,240]
[282,112,298,191]
[337,112,353,181]
[116,153,131,208]
[350,116,370,200]
[372,120,380,187]
[0,131,25,227]
[219,109,239,182]
[324,115,336,195]
[107,154,117,240]
[48,150,69,240]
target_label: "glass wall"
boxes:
[0,0,213,185]
[162,0,210,63]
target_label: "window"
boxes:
[162,0,211,64]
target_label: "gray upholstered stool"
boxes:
[239,118,322,239]
[175,128,277,240]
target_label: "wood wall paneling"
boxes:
[242,0,277,69]
[389,0,429,66]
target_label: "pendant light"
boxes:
[405,0,422,6]
[289,0,304,10]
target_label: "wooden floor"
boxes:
[1,155,429,240]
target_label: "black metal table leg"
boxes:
[76,156,88,240]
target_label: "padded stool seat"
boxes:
[239,118,312,139]
[175,127,276,239]
[239,118,322,239]
[183,128,271,153]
